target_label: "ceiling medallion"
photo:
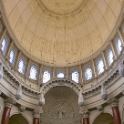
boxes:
[37,0,87,16]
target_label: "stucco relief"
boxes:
[48,102,74,118]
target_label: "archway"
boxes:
[41,86,81,124]
[9,114,29,124]
[93,113,114,124]
[40,79,83,95]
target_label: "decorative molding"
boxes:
[79,108,89,118]
[40,78,83,95]
[19,105,26,112]
[33,108,43,118]
[4,97,16,108]
[107,97,119,107]
[96,105,103,113]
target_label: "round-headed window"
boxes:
[107,49,114,66]
[85,67,92,80]
[43,70,50,83]
[97,59,104,75]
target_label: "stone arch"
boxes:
[10,112,31,124]
[92,113,114,124]
[40,78,83,95]
[91,111,113,124]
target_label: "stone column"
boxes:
[80,108,90,124]
[1,98,15,124]
[33,109,42,124]
[108,98,121,124]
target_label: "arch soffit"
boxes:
[91,112,113,124]
[40,79,83,95]
[10,112,31,124]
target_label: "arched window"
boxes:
[18,59,25,74]
[71,71,79,83]
[1,38,8,54]
[9,50,15,64]
[116,38,122,54]
[29,66,38,80]
[97,59,104,75]
[107,50,114,66]
[57,72,64,78]
[85,67,92,80]
[43,70,50,83]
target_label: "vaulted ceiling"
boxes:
[1,0,123,66]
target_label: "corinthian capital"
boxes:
[79,107,89,118]
[107,97,118,107]
[4,98,16,108]
[33,108,43,118]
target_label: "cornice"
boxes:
[0,44,124,111]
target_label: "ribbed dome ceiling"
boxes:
[1,0,123,66]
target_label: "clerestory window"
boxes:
[116,38,122,55]
[18,59,26,74]
[85,67,93,80]
[107,50,114,66]
[9,50,15,65]
[29,65,38,80]
[71,71,79,83]
[97,59,104,75]
[1,38,8,54]
[57,72,64,78]
[43,70,50,83]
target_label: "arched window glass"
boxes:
[9,50,15,64]
[97,59,104,75]
[18,59,25,74]
[116,38,122,54]
[29,66,38,80]
[107,50,114,66]
[1,38,8,54]
[43,70,50,83]
[57,72,64,78]
[85,67,92,80]
[71,71,79,83]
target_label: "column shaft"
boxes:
[112,106,121,124]
[83,118,89,124]
[33,118,39,124]
[1,107,11,124]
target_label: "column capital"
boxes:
[79,107,89,118]
[33,108,43,118]
[4,98,16,108]
[107,98,118,107]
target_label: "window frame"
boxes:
[113,34,123,57]
[96,58,105,75]
[107,49,114,66]
[18,58,26,75]
[84,66,93,81]
[57,72,65,78]
[9,49,16,65]
[1,37,9,55]
[43,70,51,83]
[29,63,39,81]
[115,37,122,55]
[71,70,79,83]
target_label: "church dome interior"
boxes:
[0,0,124,124]
[1,0,123,66]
